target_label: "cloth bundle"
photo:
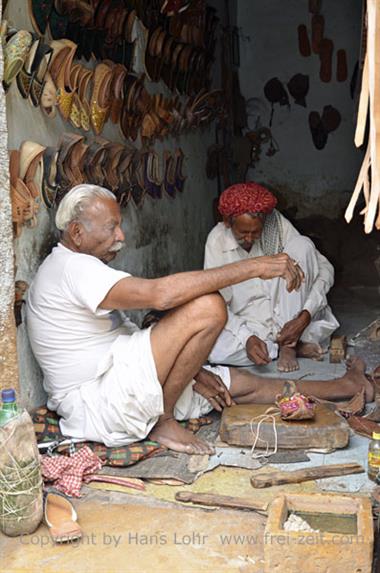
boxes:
[276,381,316,421]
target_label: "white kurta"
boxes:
[204,212,339,366]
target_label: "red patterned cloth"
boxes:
[218,182,277,218]
[40,446,103,497]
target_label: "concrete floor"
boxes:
[1,286,379,572]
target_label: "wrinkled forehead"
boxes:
[231,212,266,229]
[83,197,121,220]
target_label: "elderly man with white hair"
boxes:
[26,185,372,454]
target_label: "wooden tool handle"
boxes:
[250,463,364,489]
[175,491,268,513]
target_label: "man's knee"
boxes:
[188,293,227,329]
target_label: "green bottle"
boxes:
[0,389,19,426]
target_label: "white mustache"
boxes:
[109,241,125,253]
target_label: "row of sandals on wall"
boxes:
[27,0,217,97]
[3,23,223,140]
[10,135,186,237]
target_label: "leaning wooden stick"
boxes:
[250,462,364,488]
[175,491,268,514]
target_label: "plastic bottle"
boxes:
[0,388,43,536]
[0,388,19,426]
[368,432,380,482]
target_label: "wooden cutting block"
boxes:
[219,403,350,449]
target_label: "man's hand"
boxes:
[193,368,235,412]
[256,253,304,292]
[246,335,271,365]
[276,310,311,347]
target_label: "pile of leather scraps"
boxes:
[345,0,380,233]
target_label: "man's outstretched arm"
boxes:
[100,254,304,311]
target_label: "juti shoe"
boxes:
[44,489,82,544]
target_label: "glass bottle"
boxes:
[368,432,380,482]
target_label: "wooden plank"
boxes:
[175,491,268,513]
[250,462,364,488]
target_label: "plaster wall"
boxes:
[6,1,225,408]
[237,0,364,219]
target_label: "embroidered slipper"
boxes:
[68,64,82,128]
[16,37,41,99]
[90,63,113,135]
[28,42,53,107]
[3,30,33,89]
[43,489,82,544]
[49,39,78,120]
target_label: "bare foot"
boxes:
[277,346,299,372]
[149,417,215,455]
[345,356,374,402]
[297,342,324,361]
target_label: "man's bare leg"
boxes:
[230,357,374,403]
[148,293,227,454]
[277,342,324,373]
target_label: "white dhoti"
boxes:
[55,328,230,447]
[209,235,339,366]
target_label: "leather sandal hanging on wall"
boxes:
[319,37,334,82]
[298,24,311,57]
[337,48,348,82]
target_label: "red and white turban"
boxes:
[218,182,277,218]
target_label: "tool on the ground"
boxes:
[250,462,364,488]
[175,491,268,514]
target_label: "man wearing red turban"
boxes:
[205,182,339,372]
